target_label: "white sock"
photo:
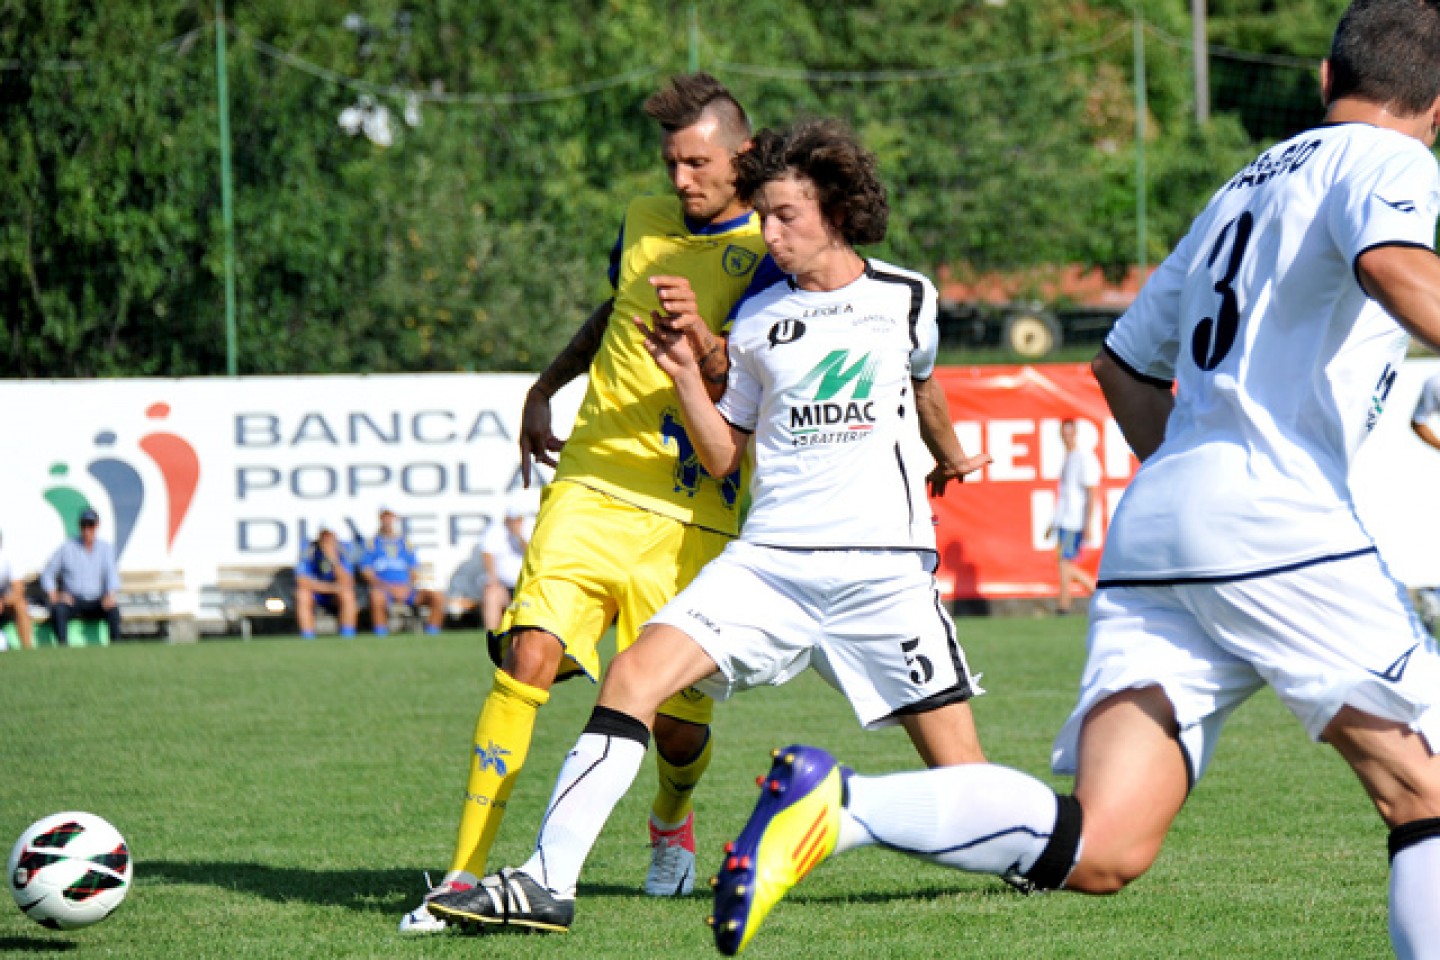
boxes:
[1390,831,1440,959]
[837,764,1073,882]
[518,730,647,897]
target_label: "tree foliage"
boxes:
[0,0,1343,376]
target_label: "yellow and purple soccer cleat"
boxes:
[708,745,848,956]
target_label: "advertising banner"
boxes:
[930,359,1440,601]
[929,364,1135,600]
[0,374,584,612]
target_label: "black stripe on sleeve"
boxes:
[722,415,753,436]
[866,261,927,353]
[1103,342,1174,390]
[1352,240,1438,297]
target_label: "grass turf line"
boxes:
[0,619,1390,958]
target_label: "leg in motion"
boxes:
[428,625,718,931]
[396,628,558,935]
[712,687,1189,955]
[647,711,712,896]
[898,700,986,767]
[1323,706,1440,959]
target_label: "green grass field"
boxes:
[0,619,1392,959]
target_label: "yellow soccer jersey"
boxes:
[554,194,776,535]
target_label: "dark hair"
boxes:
[643,72,750,146]
[733,118,889,246]
[1329,0,1440,114]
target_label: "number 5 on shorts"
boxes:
[901,637,934,685]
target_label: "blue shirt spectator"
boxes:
[297,537,354,584]
[359,507,446,637]
[41,514,121,602]
[41,508,123,646]
[295,525,357,639]
[362,533,419,586]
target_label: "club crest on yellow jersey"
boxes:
[723,245,759,277]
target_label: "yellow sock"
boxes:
[652,727,713,826]
[448,669,549,877]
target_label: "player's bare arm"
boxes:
[518,298,614,486]
[1356,245,1440,353]
[649,275,730,399]
[634,314,746,476]
[1413,419,1440,453]
[1092,350,1174,462]
[913,376,991,496]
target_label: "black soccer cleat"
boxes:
[426,867,575,933]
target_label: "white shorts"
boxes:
[1052,550,1440,783]
[648,540,982,729]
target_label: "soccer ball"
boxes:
[8,812,132,930]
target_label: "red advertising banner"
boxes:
[928,364,1139,601]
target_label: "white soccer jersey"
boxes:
[1102,122,1440,582]
[1413,372,1440,426]
[718,259,940,551]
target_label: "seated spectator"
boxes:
[40,508,121,646]
[481,499,531,633]
[446,543,486,622]
[0,531,34,650]
[295,521,358,640]
[359,507,445,636]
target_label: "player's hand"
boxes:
[648,275,714,352]
[634,313,698,380]
[518,388,565,487]
[926,453,993,497]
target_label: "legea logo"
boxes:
[44,402,200,560]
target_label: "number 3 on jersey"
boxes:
[1191,211,1255,371]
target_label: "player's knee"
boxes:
[1067,837,1159,895]
[653,714,708,761]
[598,646,674,716]
[502,629,565,686]
[600,647,648,700]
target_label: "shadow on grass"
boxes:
[787,883,1020,906]
[141,861,425,913]
[140,861,664,913]
[0,937,78,953]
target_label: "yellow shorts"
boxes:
[495,480,730,725]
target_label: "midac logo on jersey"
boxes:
[722,245,758,277]
[788,349,879,445]
[43,401,201,561]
